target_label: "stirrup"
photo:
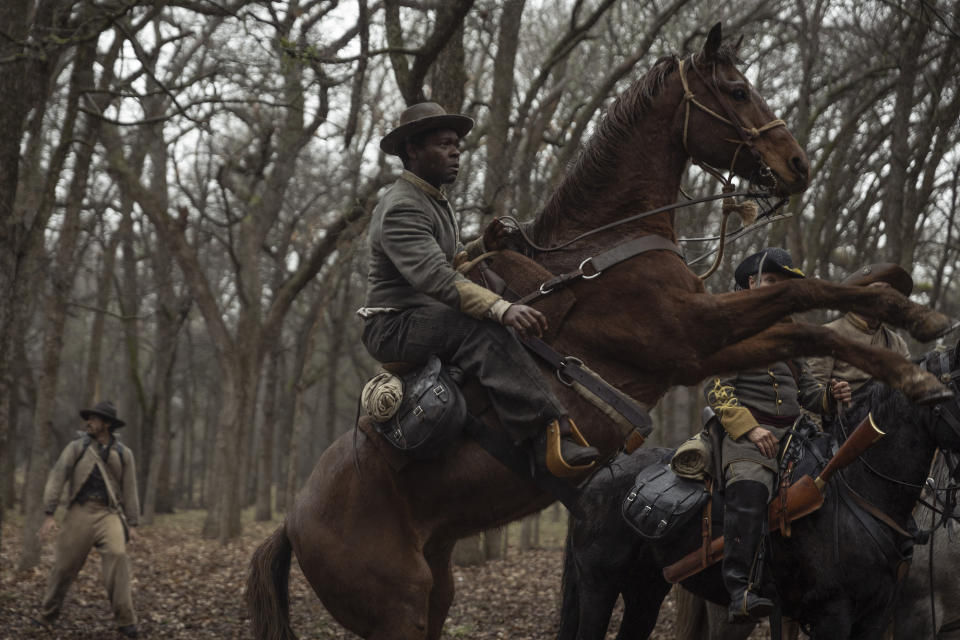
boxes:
[545,418,596,478]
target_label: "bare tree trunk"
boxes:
[483,528,503,560]
[255,348,281,521]
[285,304,324,506]
[481,0,526,222]
[452,534,485,566]
[83,235,119,406]
[519,514,534,550]
[19,41,98,569]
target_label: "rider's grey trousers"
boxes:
[361,305,565,442]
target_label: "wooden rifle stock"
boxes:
[663,413,884,584]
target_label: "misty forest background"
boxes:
[1,0,959,579]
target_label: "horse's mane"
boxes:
[532,43,742,243]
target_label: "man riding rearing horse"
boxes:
[358,101,599,477]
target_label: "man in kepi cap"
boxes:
[708,248,849,623]
[37,400,140,638]
[808,263,913,396]
[358,101,599,477]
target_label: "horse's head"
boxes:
[678,23,809,196]
[925,340,960,453]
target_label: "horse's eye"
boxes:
[732,88,748,102]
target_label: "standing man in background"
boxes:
[37,400,140,638]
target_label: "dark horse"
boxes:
[247,24,953,640]
[558,340,960,640]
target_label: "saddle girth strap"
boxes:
[515,235,685,306]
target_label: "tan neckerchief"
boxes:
[845,312,882,334]
[401,170,447,202]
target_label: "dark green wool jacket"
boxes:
[363,171,500,318]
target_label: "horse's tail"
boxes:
[246,525,296,640]
[555,520,580,640]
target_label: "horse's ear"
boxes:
[734,33,744,55]
[703,22,723,60]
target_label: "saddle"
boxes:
[619,413,833,581]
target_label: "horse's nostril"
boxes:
[791,156,808,178]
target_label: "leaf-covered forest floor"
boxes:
[1,509,770,639]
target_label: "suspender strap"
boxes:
[520,335,653,438]
[516,235,685,306]
[89,447,131,540]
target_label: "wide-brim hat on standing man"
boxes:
[80,400,126,429]
[842,263,913,297]
[380,102,474,156]
[734,247,806,290]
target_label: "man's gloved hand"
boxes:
[482,217,514,251]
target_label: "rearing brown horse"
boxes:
[247,24,953,640]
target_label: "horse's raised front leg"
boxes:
[699,279,953,345]
[689,321,949,403]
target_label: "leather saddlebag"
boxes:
[376,355,468,459]
[621,463,710,540]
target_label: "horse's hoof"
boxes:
[938,319,960,339]
[910,310,954,343]
[915,386,955,406]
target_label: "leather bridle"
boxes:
[927,348,960,442]
[676,55,787,190]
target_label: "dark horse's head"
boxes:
[921,339,960,453]
[679,23,809,196]
[838,339,960,490]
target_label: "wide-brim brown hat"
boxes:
[380,102,474,156]
[80,400,125,429]
[842,263,913,296]
[734,247,805,290]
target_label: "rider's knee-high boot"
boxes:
[722,480,774,622]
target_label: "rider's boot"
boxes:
[538,416,599,478]
[723,479,775,623]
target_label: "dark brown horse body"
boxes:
[247,25,953,640]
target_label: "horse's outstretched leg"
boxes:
[697,279,952,344]
[689,321,949,404]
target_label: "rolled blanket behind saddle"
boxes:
[361,371,404,422]
[670,432,713,481]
